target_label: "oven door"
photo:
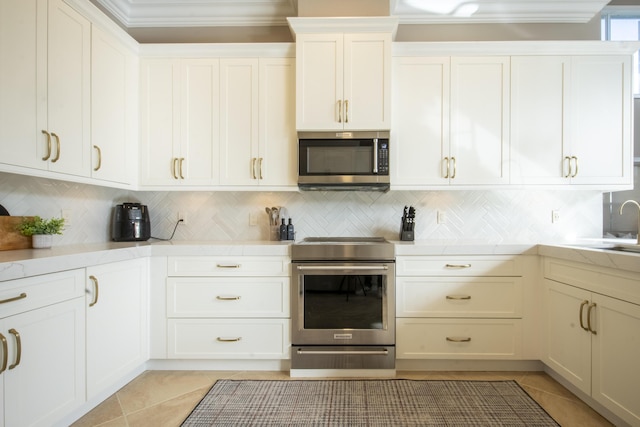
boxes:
[291,261,395,346]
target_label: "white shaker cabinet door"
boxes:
[569,55,632,186]
[46,0,91,177]
[86,259,148,400]
[392,57,450,187]
[450,56,510,186]
[511,56,569,185]
[258,57,297,187]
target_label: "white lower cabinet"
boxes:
[396,256,524,359]
[166,256,290,359]
[0,270,85,427]
[85,259,148,400]
[543,258,640,426]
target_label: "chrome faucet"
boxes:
[619,199,640,245]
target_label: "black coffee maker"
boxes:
[112,203,151,241]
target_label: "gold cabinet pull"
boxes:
[579,300,589,331]
[89,275,99,307]
[337,100,342,123]
[446,295,471,300]
[216,264,241,269]
[445,263,471,269]
[345,99,349,123]
[587,302,597,335]
[0,293,27,305]
[442,157,449,178]
[216,337,242,342]
[51,132,60,162]
[563,156,572,178]
[8,329,21,369]
[93,145,102,171]
[251,158,257,179]
[258,157,263,180]
[0,333,7,374]
[571,156,579,178]
[446,336,471,343]
[172,158,179,179]
[450,156,456,179]
[41,130,52,161]
[179,158,185,179]
[216,295,241,301]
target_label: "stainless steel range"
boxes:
[290,237,395,376]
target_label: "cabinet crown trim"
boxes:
[393,41,640,56]
[287,17,399,39]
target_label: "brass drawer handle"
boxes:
[450,156,456,179]
[89,275,99,307]
[258,157,263,180]
[579,300,589,331]
[172,158,179,179]
[442,157,449,178]
[445,263,471,269]
[216,264,241,269]
[344,99,349,123]
[0,333,7,374]
[587,302,597,335]
[446,295,471,300]
[217,337,242,342]
[179,158,185,179]
[446,336,471,343]
[8,329,21,369]
[216,296,241,301]
[0,293,27,305]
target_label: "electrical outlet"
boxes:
[178,211,188,225]
[61,209,72,228]
[552,210,560,223]
[437,211,446,224]
[249,212,258,226]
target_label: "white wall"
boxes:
[0,172,602,245]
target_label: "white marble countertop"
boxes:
[2,238,640,283]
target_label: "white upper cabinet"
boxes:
[295,32,391,131]
[511,54,632,187]
[219,58,260,185]
[140,58,220,186]
[91,26,138,185]
[392,55,510,187]
[0,0,90,178]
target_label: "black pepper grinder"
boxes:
[279,218,287,241]
[286,218,295,241]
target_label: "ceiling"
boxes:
[92,0,612,28]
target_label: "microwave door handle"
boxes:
[373,138,378,173]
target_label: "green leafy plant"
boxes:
[17,216,65,236]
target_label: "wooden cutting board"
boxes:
[0,216,34,251]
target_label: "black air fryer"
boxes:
[112,203,151,241]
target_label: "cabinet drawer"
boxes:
[167,256,289,277]
[0,269,85,318]
[396,277,522,318]
[168,318,290,359]
[396,318,522,359]
[396,256,520,277]
[167,277,290,318]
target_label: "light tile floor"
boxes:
[72,370,613,427]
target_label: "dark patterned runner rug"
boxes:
[181,379,559,426]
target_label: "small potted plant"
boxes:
[17,216,65,248]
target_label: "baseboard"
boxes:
[396,359,544,371]
[146,358,291,371]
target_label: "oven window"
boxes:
[303,274,384,330]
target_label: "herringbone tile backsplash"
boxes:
[0,173,602,245]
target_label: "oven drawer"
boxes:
[396,256,521,277]
[167,277,290,318]
[167,256,289,277]
[168,318,290,359]
[396,277,522,318]
[396,318,522,359]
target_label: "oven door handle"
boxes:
[296,265,389,271]
[296,349,389,356]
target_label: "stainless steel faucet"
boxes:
[619,199,640,245]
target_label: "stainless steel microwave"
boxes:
[297,131,390,191]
